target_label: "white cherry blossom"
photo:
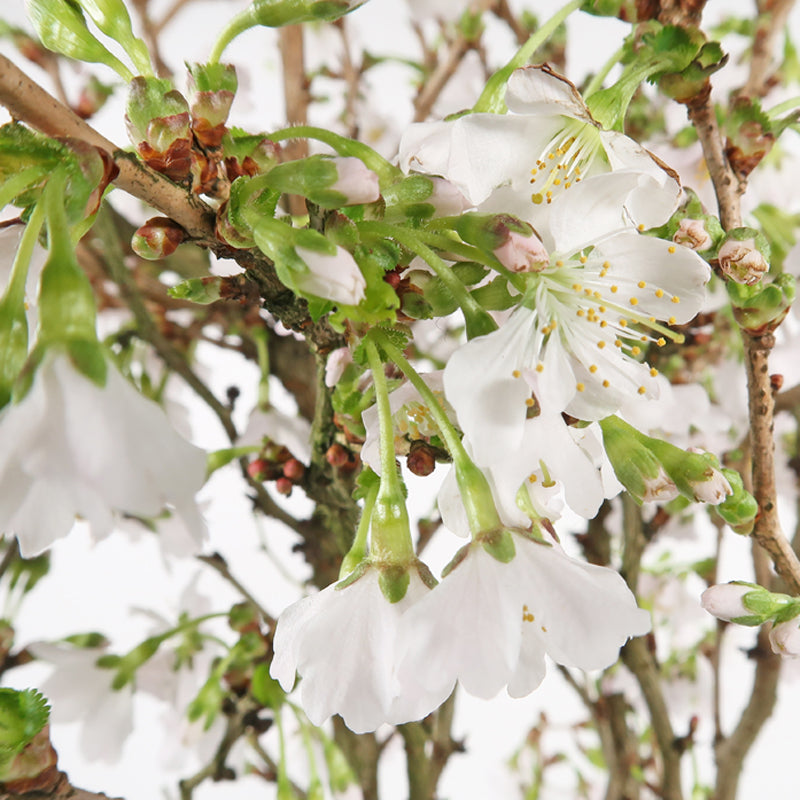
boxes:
[399,64,681,234]
[0,352,207,557]
[396,529,650,702]
[270,565,439,733]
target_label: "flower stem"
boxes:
[339,473,378,578]
[363,337,415,564]
[372,330,503,536]
[358,221,497,339]
[473,0,584,113]
[267,125,400,187]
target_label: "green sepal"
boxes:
[110,635,162,690]
[728,272,795,334]
[27,0,133,81]
[599,416,667,504]
[0,688,50,776]
[479,527,516,564]
[262,155,359,209]
[0,299,29,410]
[772,600,800,624]
[335,560,369,591]
[454,212,533,254]
[714,468,757,534]
[66,338,108,387]
[251,662,286,710]
[656,40,728,103]
[169,276,223,304]
[382,175,440,221]
[75,0,152,76]
[62,631,109,648]
[470,277,517,311]
[377,564,410,604]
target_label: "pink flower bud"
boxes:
[493,231,550,273]
[673,218,712,252]
[770,618,800,656]
[427,177,472,215]
[700,583,752,621]
[330,157,380,205]
[325,346,353,387]
[718,237,768,285]
[295,246,366,305]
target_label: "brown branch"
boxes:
[712,627,781,800]
[0,54,217,243]
[278,25,310,216]
[0,773,123,800]
[739,0,797,99]
[685,85,744,229]
[130,0,173,77]
[413,36,473,123]
[743,332,800,594]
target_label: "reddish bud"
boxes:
[132,217,187,260]
[282,458,305,482]
[275,476,294,496]
[325,443,350,468]
[407,441,436,476]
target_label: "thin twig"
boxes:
[198,552,276,628]
[739,0,797,99]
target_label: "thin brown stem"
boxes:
[0,55,217,242]
[739,0,797,99]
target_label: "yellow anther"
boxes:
[598,305,606,313]
[637,281,646,289]
[575,177,582,182]
[638,386,647,395]
[548,153,555,160]
[577,309,585,317]
[572,283,582,291]
[580,255,587,264]
[668,245,676,254]
[575,166,582,174]
[599,269,607,278]
[611,285,619,293]
[602,261,610,269]
[553,178,561,186]
[593,291,602,299]
[600,320,608,328]
[668,316,676,325]
[532,193,544,204]
[630,297,639,306]
[528,474,537,483]
[512,369,521,378]
[556,259,564,267]
[589,364,598,373]
[650,367,658,377]
[602,379,610,388]
[619,319,628,327]
[598,340,607,348]
[615,339,623,347]
[536,362,544,372]
[584,288,593,296]
[657,337,666,346]
[631,346,641,356]
[655,288,664,298]
[525,398,535,407]
[564,181,571,188]
[671,295,680,304]
[576,382,585,392]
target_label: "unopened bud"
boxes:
[770,617,800,656]
[187,63,238,149]
[673,217,713,252]
[493,229,549,273]
[326,443,350,468]
[427,177,472,215]
[325,347,353,387]
[407,440,436,476]
[247,458,281,481]
[701,582,755,621]
[282,458,305,481]
[719,239,768,285]
[275,476,293,495]
[132,217,186,260]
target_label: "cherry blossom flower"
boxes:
[399,64,681,235]
[294,245,367,306]
[443,212,710,462]
[396,529,650,703]
[270,564,439,733]
[0,352,207,557]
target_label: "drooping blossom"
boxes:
[270,565,439,733]
[396,528,650,704]
[0,352,207,557]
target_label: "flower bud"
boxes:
[770,618,800,656]
[426,177,472,215]
[673,217,713,252]
[325,346,353,387]
[263,155,380,208]
[714,468,757,534]
[282,458,305,482]
[131,217,186,260]
[728,273,795,335]
[718,229,770,285]
[125,77,193,182]
[701,583,755,621]
[493,229,550,273]
[294,246,366,305]
[187,63,238,149]
[406,440,436,477]
[223,133,281,179]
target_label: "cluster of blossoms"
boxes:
[269,66,738,732]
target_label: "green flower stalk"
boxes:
[26,0,134,81]
[209,0,368,64]
[74,0,153,76]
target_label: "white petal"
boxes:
[506,65,593,121]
